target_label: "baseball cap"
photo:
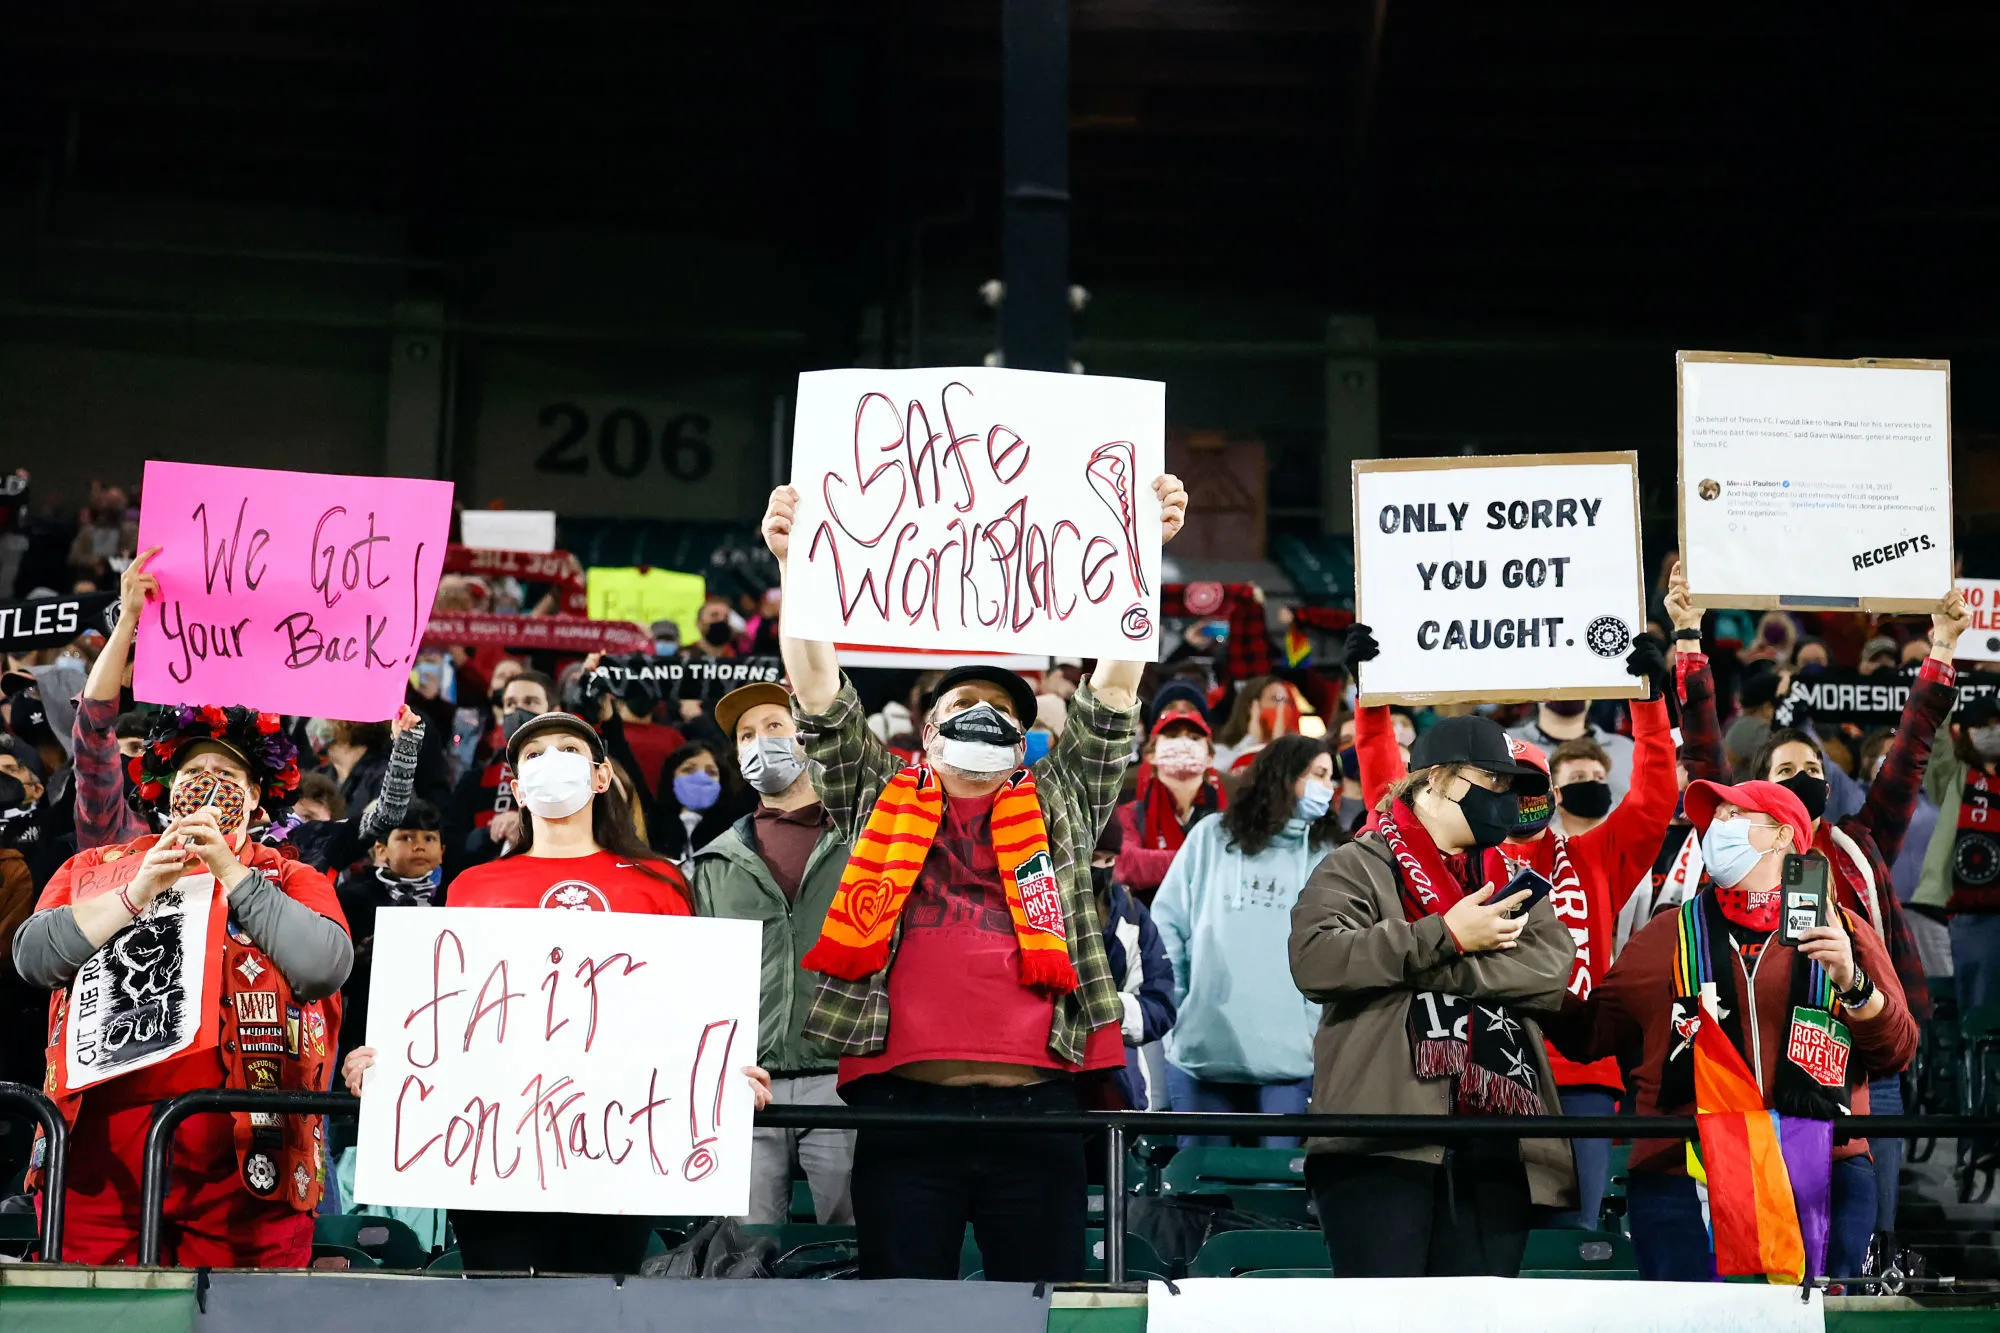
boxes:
[1683,778,1812,853]
[505,711,607,767]
[1149,680,1211,728]
[1860,636,1898,664]
[923,665,1038,729]
[715,682,791,741]
[1408,714,1551,796]
[1150,709,1212,739]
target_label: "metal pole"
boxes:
[0,1083,68,1261]
[999,0,1071,372]
[1102,1125,1126,1283]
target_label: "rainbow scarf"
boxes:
[803,766,1077,993]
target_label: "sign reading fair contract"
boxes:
[785,367,1165,659]
[354,907,761,1216]
[1352,453,1646,707]
[1679,352,1953,612]
[135,462,453,720]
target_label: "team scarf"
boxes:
[1137,766,1225,852]
[375,866,438,907]
[1489,834,1591,998]
[803,765,1077,993]
[1377,802,1545,1116]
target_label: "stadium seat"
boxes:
[1240,1266,1334,1278]
[310,1243,379,1271]
[1187,1229,1329,1277]
[1219,1187,1314,1225]
[1086,1227,1170,1279]
[427,1249,462,1272]
[1517,1228,1639,1279]
[790,1179,817,1221]
[314,1214,433,1269]
[1162,1147,1307,1193]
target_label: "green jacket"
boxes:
[1916,721,1989,912]
[692,811,848,1075]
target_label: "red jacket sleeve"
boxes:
[1114,801,1177,895]
[1847,914,1919,1077]
[1354,705,1406,817]
[1575,695,1678,914]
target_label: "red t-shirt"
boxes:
[843,792,1119,1082]
[446,850,690,915]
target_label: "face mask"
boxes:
[1455,780,1521,849]
[1700,817,1776,889]
[1154,736,1209,780]
[54,652,85,675]
[1023,730,1052,765]
[702,621,734,647]
[738,735,807,796]
[170,769,249,839]
[1090,864,1114,896]
[930,702,1022,776]
[1776,772,1828,822]
[516,749,595,819]
[1258,700,1298,738]
[1544,699,1589,719]
[1971,725,2000,760]
[1558,780,1614,821]
[305,717,337,751]
[674,769,722,811]
[1295,780,1334,823]
[500,709,539,742]
[1511,787,1554,839]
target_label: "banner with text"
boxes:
[1777,665,2000,732]
[135,462,453,720]
[1352,453,1647,706]
[1679,353,1953,612]
[0,591,118,653]
[587,567,706,644]
[785,367,1165,659]
[354,907,760,1216]
[1955,579,2000,664]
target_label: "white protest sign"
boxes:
[1679,352,1952,612]
[354,908,761,1216]
[1956,578,2000,664]
[785,367,1165,659]
[1352,453,1646,706]
[65,874,219,1092]
[460,509,558,554]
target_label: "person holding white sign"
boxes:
[760,473,1187,1283]
[12,705,349,1268]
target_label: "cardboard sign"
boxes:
[785,367,1165,659]
[354,907,761,1217]
[134,462,454,720]
[586,567,706,643]
[459,509,557,554]
[1955,579,2000,664]
[1351,453,1647,706]
[63,873,222,1093]
[1678,352,1953,613]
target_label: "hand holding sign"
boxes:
[1932,588,1972,657]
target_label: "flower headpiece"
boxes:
[127,704,303,816]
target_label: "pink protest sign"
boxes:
[134,461,454,720]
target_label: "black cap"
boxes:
[1960,694,2000,728]
[1408,715,1550,795]
[505,711,607,767]
[922,665,1038,729]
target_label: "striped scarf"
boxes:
[803,766,1077,993]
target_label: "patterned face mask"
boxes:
[170,769,249,838]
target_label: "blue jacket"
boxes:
[1152,812,1331,1083]
[1098,879,1177,1109]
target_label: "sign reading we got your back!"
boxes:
[1352,453,1647,706]
[134,462,454,721]
[784,367,1165,659]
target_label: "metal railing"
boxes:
[134,1089,2000,1279]
[0,1080,69,1261]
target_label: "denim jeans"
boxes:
[1539,1087,1618,1229]
[1164,1065,1312,1148]
[1869,1075,1903,1238]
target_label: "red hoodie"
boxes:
[1354,696,1679,1092]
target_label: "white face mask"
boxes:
[515,749,595,819]
[927,702,1022,777]
[1153,736,1209,780]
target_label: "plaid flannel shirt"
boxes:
[73,694,146,850]
[795,674,1133,1065]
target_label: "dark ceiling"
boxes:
[3,1,1998,343]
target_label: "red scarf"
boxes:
[1137,766,1225,852]
[1378,799,1471,918]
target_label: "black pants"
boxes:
[846,1077,1086,1281]
[1307,1148,1533,1278]
[449,1209,655,1274]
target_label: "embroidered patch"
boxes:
[1014,850,1066,937]
[234,991,280,1024]
[246,1058,280,1090]
[249,1111,283,1128]
[1669,997,1702,1062]
[303,1009,327,1058]
[244,1152,278,1194]
[1787,1006,1851,1088]
[101,849,126,862]
[293,1163,312,1201]
[540,879,610,911]
[235,955,266,985]
[285,1004,302,1057]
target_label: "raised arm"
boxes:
[1088,474,1188,712]
[760,486,840,717]
[1852,591,1967,862]
[1663,561,1727,785]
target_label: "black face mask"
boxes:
[703,621,734,647]
[1543,699,1589,720]
[1558,780,1614,821]
[1456,782,1522,849]
[1777,772,1829,822]
[1090,865,1114,897]
[500,709,539,742]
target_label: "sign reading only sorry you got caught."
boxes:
[134,462,454,720]
[1353,453,1647,706]
[354,907,761,1217]
[783,367,1165,659]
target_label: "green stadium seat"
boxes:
[1241,1267,1334,1278]
[1518,1228,1639,1279]
[790,1179,817,1221]
[1162,1147,1307,1194]
[1085,1228,1170,1279]
[310,1243,379,1270]
[315,1214,433,1269]
[1187,1229,1329,1278]
[427,1249,462,1272]
[1220,1187,1314,1225]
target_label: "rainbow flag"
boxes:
[1689,1006,1832,1283]
[1283,625,1312,668]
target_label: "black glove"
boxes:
[1625,633,1672,701]
[1341,623,1380,667]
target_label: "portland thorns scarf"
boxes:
[804,766,1077,993]
[1377,802,1544,1115]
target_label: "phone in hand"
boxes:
[1780,854,1830,946]
[1503,865,1557,918]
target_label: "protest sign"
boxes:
[785,366,1165,659]
[459,509,557,554]
[354,907,760,1216]
[133,462,453,720]
[1679,352,1953,613]
[62,873,222,1095]
[422,612,650,655]
[1350,453,1647,706]
[1955,579,2000,664]
[587,567,706,642]
[0,591,118,653]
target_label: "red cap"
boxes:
[1150,709,1211,739]
[1505,735,1550,776]
[1683,779,1812,855]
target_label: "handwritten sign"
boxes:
[586,567,706,642]
[353,907,761,1216]
[1352,453,1647,706]
[1956,579,2000,664]
[64,874,221,1093]
[785,367,1165,659]
[134,462,453,720]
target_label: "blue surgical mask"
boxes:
[1294,780,1334,823]
[673,770,722,812]
[1024,730,1053,765]
[1700,817,1772,889]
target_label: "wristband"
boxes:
[116,884,143,919]
[1673,628,1703,642]
[1837,965,1875,1010]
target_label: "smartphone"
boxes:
[1780,854,1830,946]
[1504,865,1557,918]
